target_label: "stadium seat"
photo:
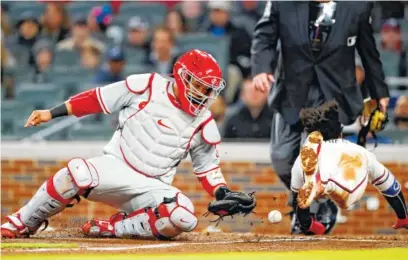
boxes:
[1,100,34,137]
[67,122,116,141]
[53,50,81,70]
[118,2,167,27]
[9,3,45,23]
[66,2,100,17]
[7,46,31,68]
[124,48,148,65]
[381,129,408,144]
[15,83,65,110]
[176,34,229,75]
[124,64,154,76]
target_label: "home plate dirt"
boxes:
[1,227,408,256]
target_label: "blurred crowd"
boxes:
[1,1,408,141]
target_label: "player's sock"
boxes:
[384,191,408,219]
[373,169,407,219]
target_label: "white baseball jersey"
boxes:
[95,73,221,185]
[291,138,389,209]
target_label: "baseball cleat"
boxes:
[1,214,46,238]
[393,217,408,229]
[298,131,323,209]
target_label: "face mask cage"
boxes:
[179,67,226,116]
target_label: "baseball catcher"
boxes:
[291,101,408,235]
[1,49,256,240]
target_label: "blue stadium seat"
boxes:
[1,100,34,137]
[176,34,229,75]
[7,45,30,68]
[66,2,101,17]
[124,64,154,76]
[118,2,167,27]
[9,3,45,23]
[53,50,81,70]
[67,123,116,141]
[15,82,65,110]
[124,48,148,65]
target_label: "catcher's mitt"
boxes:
[358,99,388,148]
[204,187,256,226]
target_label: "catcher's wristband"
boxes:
[50,103,69,119]
[308,218,325,235]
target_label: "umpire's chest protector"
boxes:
[117,73,213,178]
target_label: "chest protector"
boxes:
[118,73,212,178]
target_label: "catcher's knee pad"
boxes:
[114,193,197,240]
[165,192,197,232]
[67,158,99,189]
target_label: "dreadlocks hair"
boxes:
[299,100,343,141]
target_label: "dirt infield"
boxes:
[2,227,408,255]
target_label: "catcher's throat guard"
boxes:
[357,99,388,148]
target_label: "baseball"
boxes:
[268,210,282,223]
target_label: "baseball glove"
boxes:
[358,100,388,148]
[204,186,256,225]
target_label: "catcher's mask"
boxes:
[357,99,388,148]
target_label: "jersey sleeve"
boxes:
[291,156,304,193]
[96,80,135,115]
[97,73,153,114]
[189,137,227,196]
[190,141,220,173]
[366,150,390,186]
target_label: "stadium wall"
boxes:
[1,142,407,235]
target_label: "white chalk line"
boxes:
[3,237,396,253]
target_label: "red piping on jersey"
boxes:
[120,73,168,178]
[46,175,72,205]
[97,87,111,114]
[371,169,387,185]
[69,88,104,117]
[125,75,150,94]
[119,146,168,178]
[321,174,368,194]
[315,143,322,183]
[166,82,183,110]
[200,125,221,145]
[186,115,213,151]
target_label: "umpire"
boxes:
[251,1,390,233]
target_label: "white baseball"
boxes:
[268,210,282,223]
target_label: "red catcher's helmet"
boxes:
[173,49,226,117]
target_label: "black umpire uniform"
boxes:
[251,1,390,232]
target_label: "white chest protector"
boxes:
[113,73,215,179]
